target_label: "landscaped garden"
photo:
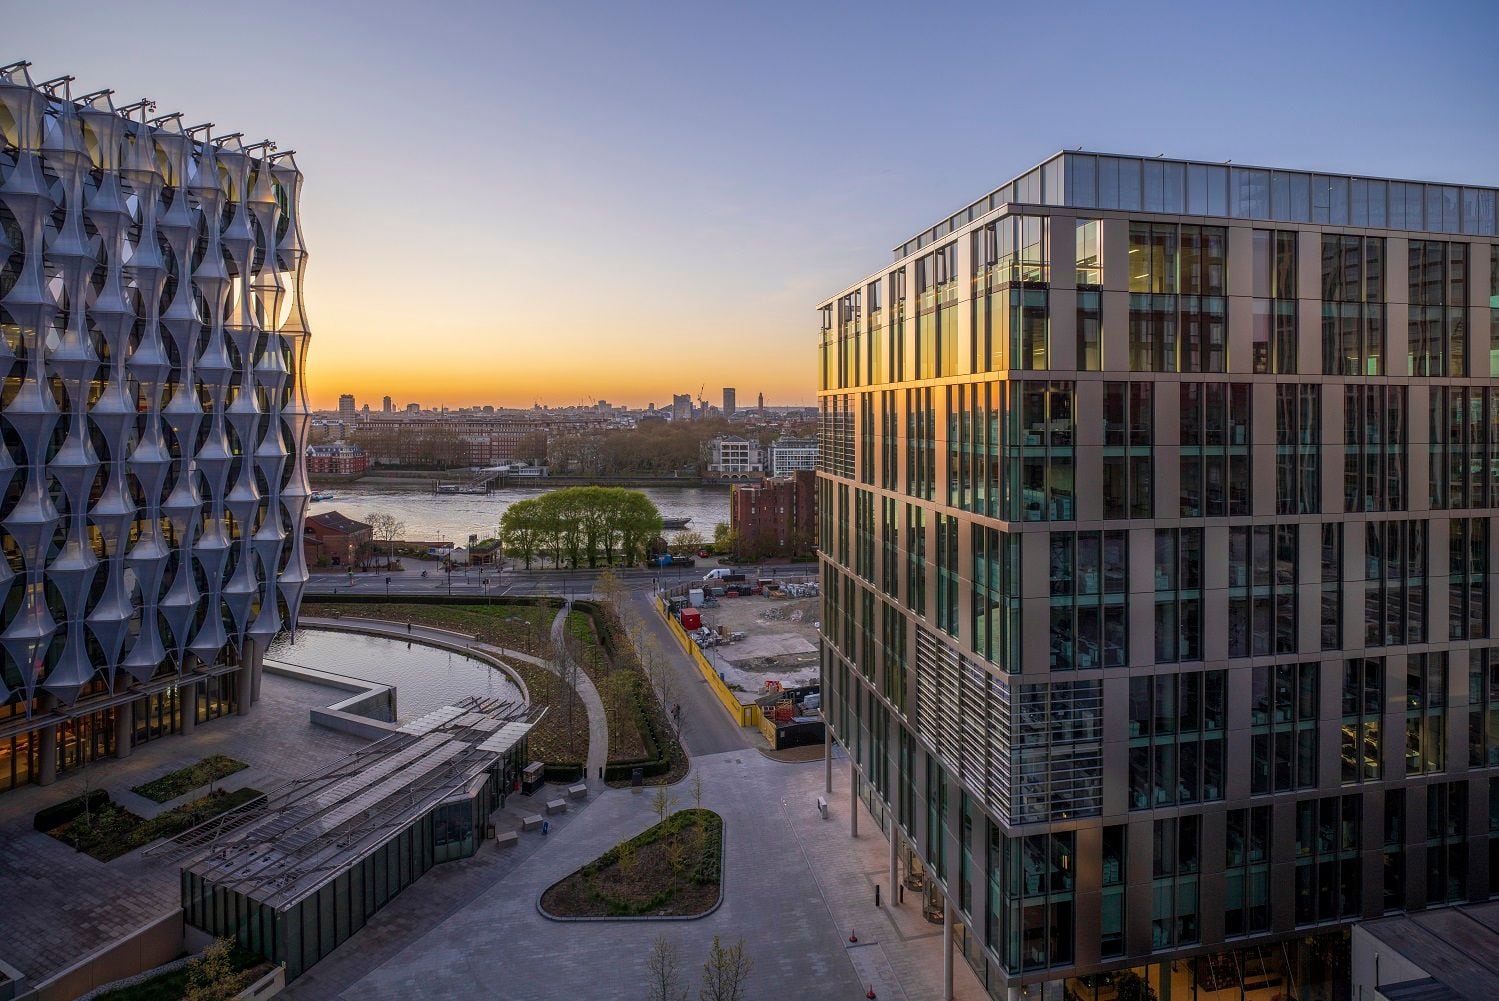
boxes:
[132,754,247,803]
[44,787,264,862]
[540,806,722,918]
[303,597,687,783]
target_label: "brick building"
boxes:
[305,443,370,478]
[303,511,373,568]
[730,469,816,558]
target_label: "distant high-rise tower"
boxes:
[757,392,764,414]
[723,387,736,417]
[672,393,692,421]
[338,393,356,418]
[382,395,393,413]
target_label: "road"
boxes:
[304,562,817,600]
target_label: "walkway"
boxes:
[623,591,750,756]
[550,603,610,783]
[281,749,986,1000]
[302,614,609,788]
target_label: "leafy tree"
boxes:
[498,487,662,568]
[183,938,247,1001]
[698,936,752,1001]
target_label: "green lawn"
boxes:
[132,755,248,803]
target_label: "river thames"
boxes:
[311,483,731,544]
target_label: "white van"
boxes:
[702,568,740,581]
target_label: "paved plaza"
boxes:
[0,674,367,985]
[283,747,987,1001]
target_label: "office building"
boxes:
[672,393,693,421]
[817,150,1499,1000]
[338,393,356,418]
[382,395,393,413]
[724,387,737,417]
[0,65,311,794]
[769,436,819,477]
[706,435,766,480]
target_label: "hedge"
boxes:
[34,790,111,832]
[543,762,584,783]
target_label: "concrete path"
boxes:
[281,749,986,1000]
[623,591,751,757]
[549,603,610,784]
[302,615,609,788]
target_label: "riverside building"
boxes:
[817,151,1499,1001]
[0,65,312,794]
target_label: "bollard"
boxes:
[875,884,880,907]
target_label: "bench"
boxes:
[495,830,520,849]
[816,796,828,820]
[521,814,543,832]
[546,798,568,815]
[567,783,588,800]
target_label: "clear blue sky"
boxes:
[11,0,1497,408]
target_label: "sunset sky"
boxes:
[13,0,1498,410]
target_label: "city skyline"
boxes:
[10,0,1496,411]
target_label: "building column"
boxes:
[850,761,859,838]
[249,636,264,704]
[943,899,954,1001]
[114,694,134,759]
[180,679,197,736]
[37,722,57,785]
[236,640,255,716]
[824,732,833,794]
[888,829,899,907]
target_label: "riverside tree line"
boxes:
[499,487,664,568]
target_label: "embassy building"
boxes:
[817,151,1499,1000]
[0,63,311,795]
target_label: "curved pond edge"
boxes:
[535,809,725,923]
[265,622,530,739]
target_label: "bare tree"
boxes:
[691,770,704,811]
[698,936,753,1001]
[645,935,687,1001]
[363,511,406,569]
[651,781,676,826]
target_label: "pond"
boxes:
[266,628,523,722]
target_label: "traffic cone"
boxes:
[848,929,858,943]
[866,987,877,999]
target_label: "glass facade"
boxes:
[824,153,1499,1000]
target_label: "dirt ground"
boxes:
[694,593,821,699]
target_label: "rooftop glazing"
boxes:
[894,151,1499,261]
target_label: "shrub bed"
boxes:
[51,787,263,862]
[33,789,111,833]
[540,808,722,918]
[132,755,248,803]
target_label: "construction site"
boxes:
[671,581,821,701]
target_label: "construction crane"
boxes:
[697,383,707,413]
